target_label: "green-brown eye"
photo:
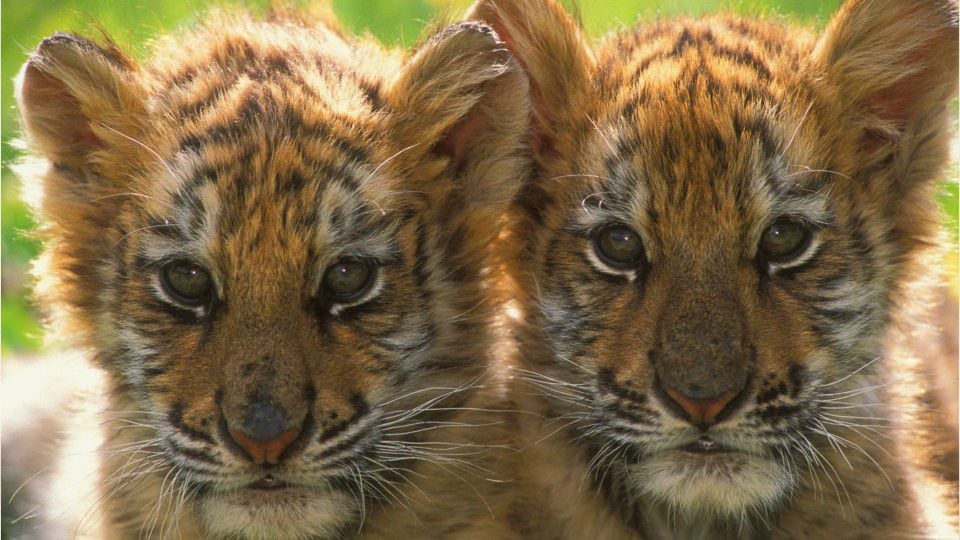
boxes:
[323,259,375,301]
[593,224,645,268]
[759,218,812,262]
[160,260,212,306]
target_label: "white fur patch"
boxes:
[629,450,792,523]
[200,487,357,540]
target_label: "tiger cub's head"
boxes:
[17,9,527,538]
[470,0,957,524]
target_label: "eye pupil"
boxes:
[323,259,374,300]
[594,225,645,267]
[161,261,212,305]
[760,219,810,261]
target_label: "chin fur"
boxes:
[199,487,358,540]
[628,451,793,523]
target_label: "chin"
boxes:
[629,449,793,521]
[199,485,358,540]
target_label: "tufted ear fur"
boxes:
[15,33,146,346]
[386,21,530,213]
[465,0,594,160]
[16,33,144,174]
[812,0,958,181]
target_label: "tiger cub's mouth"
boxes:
[246,474,292,491]
[679,437,730,455]
[217,474,319,501]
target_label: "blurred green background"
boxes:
[1,0,956,353]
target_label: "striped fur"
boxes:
[467,0,959,538]
[15,6,528,538]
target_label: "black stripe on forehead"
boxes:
[614,25,776,87]
[168,183,210,234]
[179,49,375,99]
[181,141,366,205]
[612,72,779,136]
[596,158,645,213]
[142,216,189,242]
[174,126,370,214]
[756,149,838,225]
[135,169,370,260]
[585,116,824,232]
[177,93,372,166]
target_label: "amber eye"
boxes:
[593,224,645,268]
[759,218,811,262]
[323,259,375,301]
[160,260,212,306]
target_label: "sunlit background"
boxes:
[1,0,956,354]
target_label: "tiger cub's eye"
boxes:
[323,259,375,301]
[593,225,645,267]
[160,260,212,306]
[759,218,811,262]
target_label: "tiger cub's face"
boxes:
[470,0,957,523]
[17,13,526,538]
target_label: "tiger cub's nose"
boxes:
[228,400,303,465]
[659,381,745,430]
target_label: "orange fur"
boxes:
[467,0,959,537]
[14,6,529,538]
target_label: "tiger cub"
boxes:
[466,0,959,537]
[13,6,528,538]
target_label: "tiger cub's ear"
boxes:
[16,33,145,173]
[386,22,530,212]
[811,0,958,178]
[465,0,593,160]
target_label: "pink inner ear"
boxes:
[868,47,937,126]
[861,31,955,152]
[440,107,489,166]
[865,4,958,127]
[862,75,922,152]
[21,62,102,159]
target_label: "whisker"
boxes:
[93,121,179,182]
[783,101,814,154]
[360,143,421,215]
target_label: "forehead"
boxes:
[128,40,402,285]
[577,19,828,249]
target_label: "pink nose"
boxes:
[229,427,301,465]
[228,401,302,465]
[662,386,741,428]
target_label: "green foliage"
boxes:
[562,0,842,37]
[0,0,956,352]
[334,0,437,46]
